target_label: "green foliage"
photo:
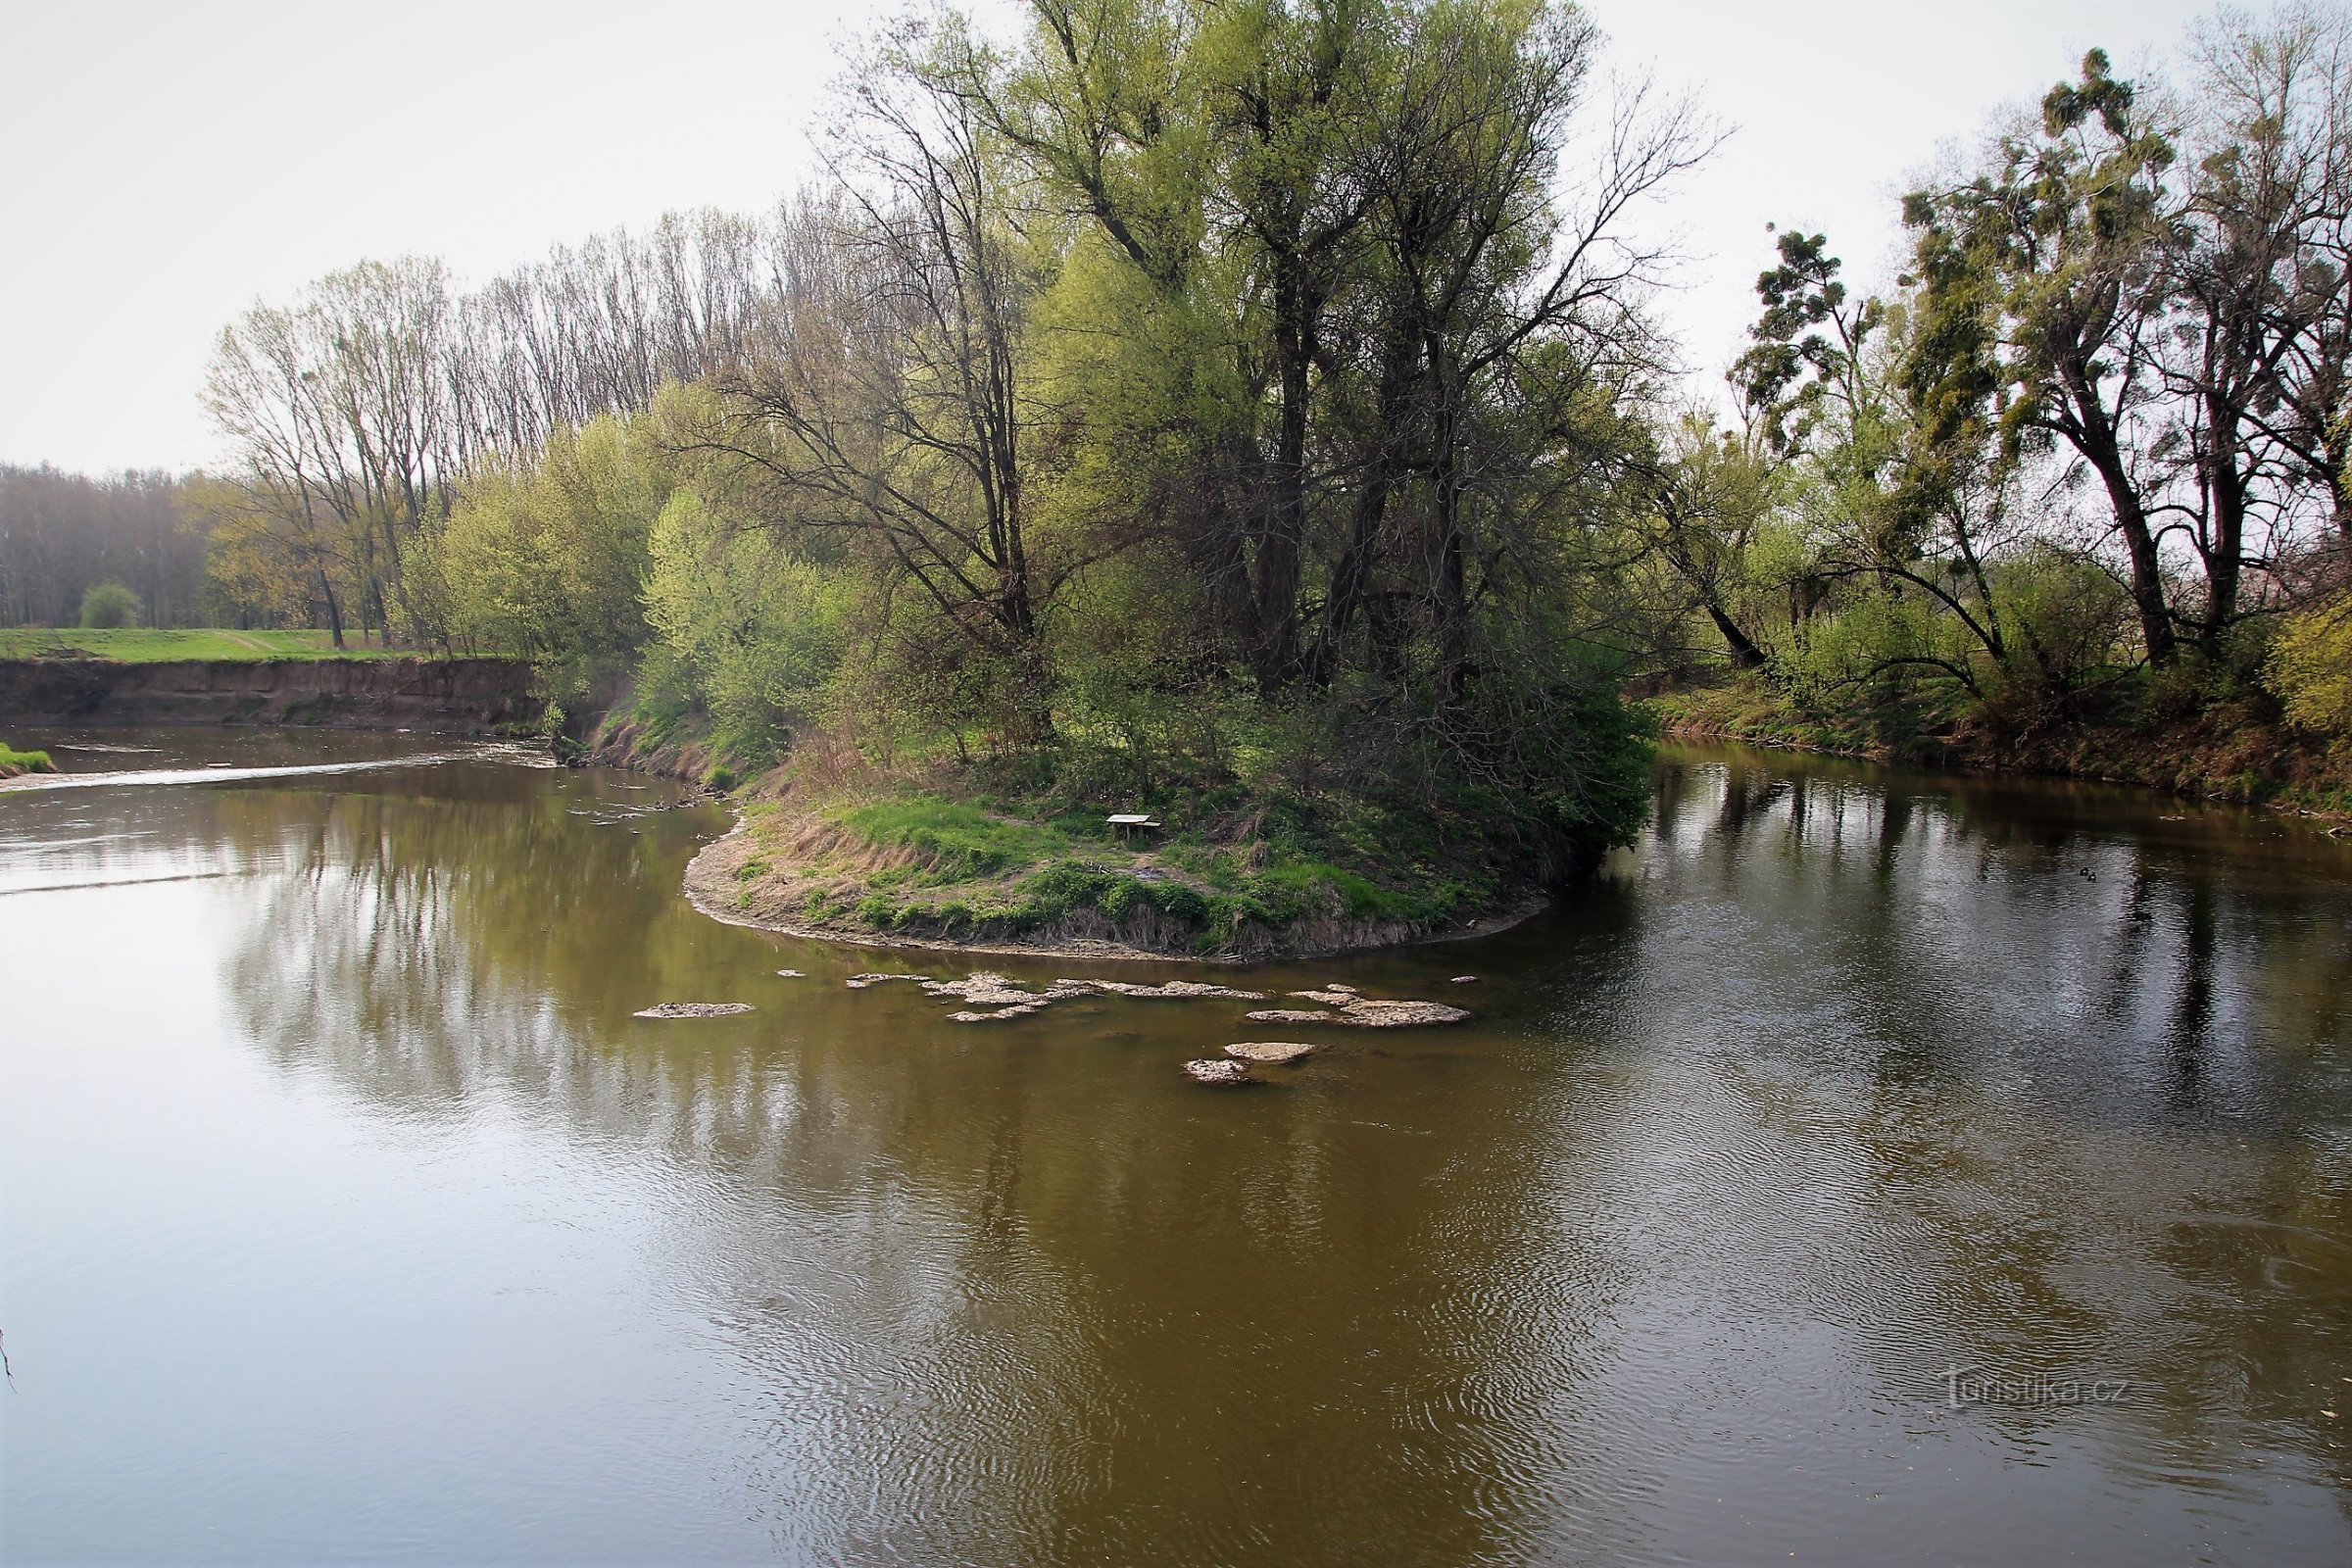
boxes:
[2269,593,2352,739]
[425,401,686,702]
[77,582,144,629]
[643,489,847,768]
[1992,548,2134,693]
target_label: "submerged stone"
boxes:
[1246,998,1473,1027]
[924,971,1049,1007]
[1182,1058,1251,1085]
[1335,998,1472,1026]
[1224,1041,1319,1064]
[1089,979,1266,1000]
[846,972,929,989]
[633,1003,755,1019]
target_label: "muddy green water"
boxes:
[2,729,2349,1565]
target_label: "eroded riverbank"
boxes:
[0,655,543,733]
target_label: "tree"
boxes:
[714,19,1059,744]
[2160,4,2352,648]
[1902,50,2184,664]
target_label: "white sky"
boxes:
[2,0,2218,474]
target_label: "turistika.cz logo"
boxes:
[1943,1366,2132,1408]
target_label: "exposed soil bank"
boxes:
[0,657,543,735]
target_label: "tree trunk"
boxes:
[1309,340,1416,685]
[1706,604,1768,669]
[318,567,346,650]
[2069,393,2178,666]
[2200,389,2247,656]
[1251,264,1313,693]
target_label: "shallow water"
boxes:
[2,729,2348,1565]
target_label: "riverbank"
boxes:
[0,656,544,735]
[1651,678,2352,823]
[673,749,1565,962]
[682,814,1549,963]
[0,742,56,780]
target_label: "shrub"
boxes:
[77,582,143,629]
[2269,591,2352,739]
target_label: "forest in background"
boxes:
[6,1,2350,939]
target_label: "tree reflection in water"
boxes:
[141,740,2352,1563]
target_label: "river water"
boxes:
[2,729,2347,1565]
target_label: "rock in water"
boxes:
[1448,975,1478,984]
[1287,989,1357,1005]
[776,969,805,978]
[634,1003,755,1019]
[1224,1041,1319,1064]
[846,972,929,990]
[1092,979,1267,1000]
[1183,1058,1251,1086]
[1246,999,1473,1027]
[1337,998,1471,1027]
[923,971,1053,1007]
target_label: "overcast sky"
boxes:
[2,0,2219,474]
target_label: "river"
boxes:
[2,729,2347,1565]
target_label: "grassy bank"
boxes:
[0,742,57,780]
[1652,674,2352,819]
[0,628,427,662]
[689,759,1556,961]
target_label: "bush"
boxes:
[2269,591,2352,739]
[77,582,143,628]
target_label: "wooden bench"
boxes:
[1106,812,1162,845]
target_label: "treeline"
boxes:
[1643,6,2352,760]
[195,210,796,645]
[191,0,1711,858]
[22,1,2351,839]
[0,466,212,627]
[202,0,2352,820]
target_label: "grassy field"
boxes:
[0,628,424,662]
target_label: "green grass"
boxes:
[793,787,1501,954]
[834,797,1079,882]
[0,627,429,662]
[0,743,56,778]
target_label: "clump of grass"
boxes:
[0,743,56,779]
[836,796,1073,882]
